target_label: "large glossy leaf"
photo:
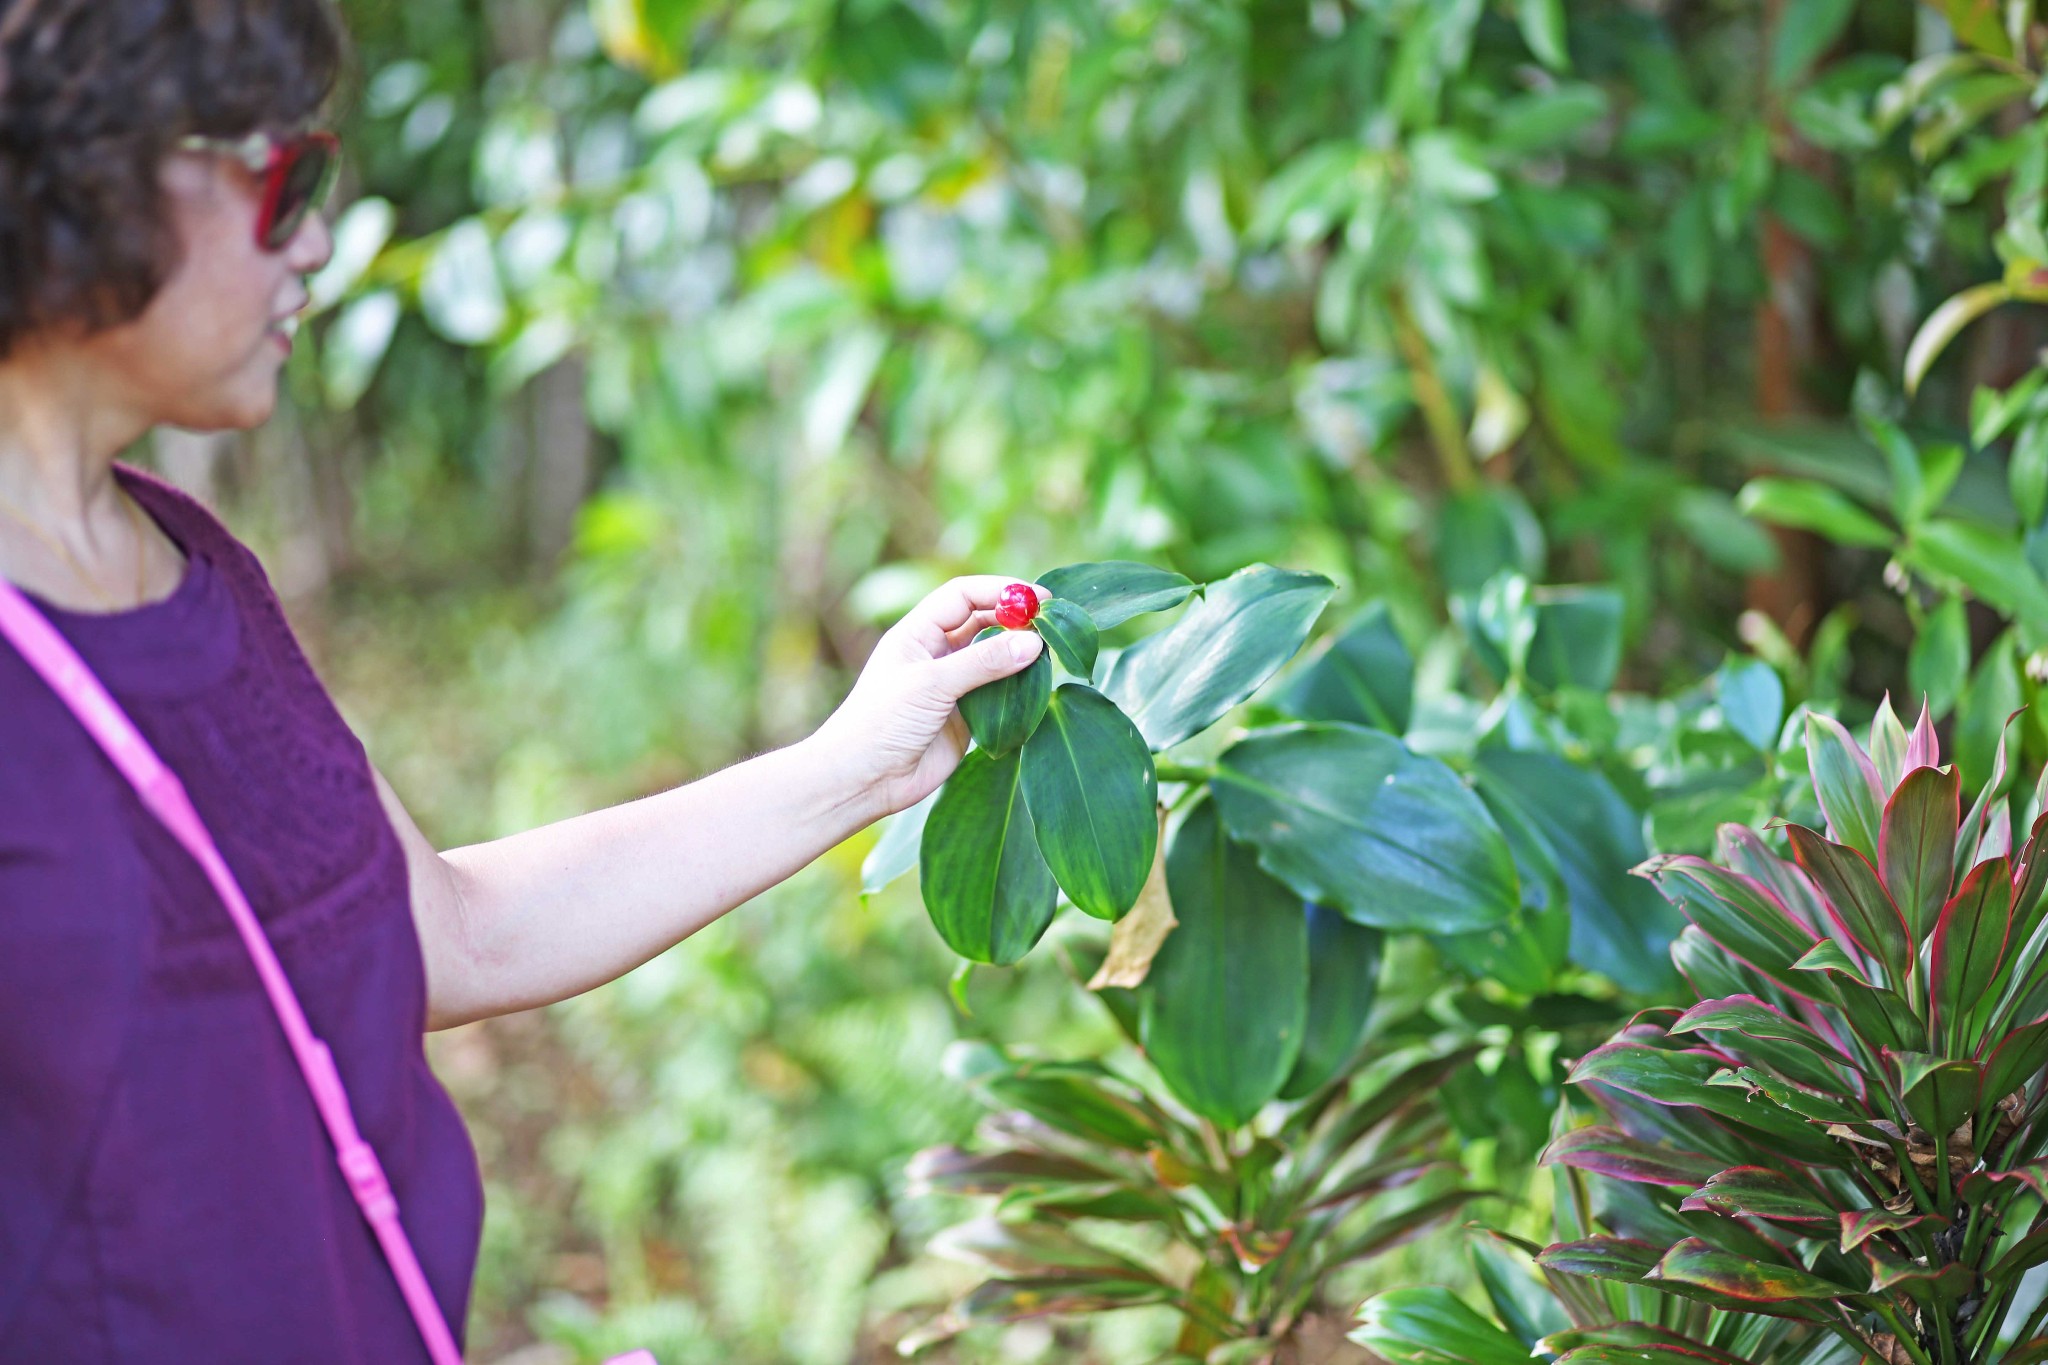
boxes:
[1525,586,1624,692]
[1434,777,1571,994]
[1643,1238,1854,1316]
[1032,597,1099,679]
[1278,905,1382,1100]
[1020,685,1158,920]
[1102,565,1334,750]
[1806,713,1886,859]
[1352,1286,1534,1365]
[1677,1167,1837,1225]
[1035,561,1197,630]
[919,750,1059,964]
[1638,857,1821,992]
[1784,826,1913,990]
[1277,602,1414,733]
[1541,1127,1727,1188]
[1212,724,1518,933]
[957,626,1051,757]
[1790,941,1925,1052]
[1880,763,1960,939]
[1476,750,1682,992]
[1140,800,1308,1126]
[1931,856,2011,1046]
[1981,1015,2048,1112]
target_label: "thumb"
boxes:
[934,627,1042,700]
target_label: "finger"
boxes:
[931,623,1043,699]
[943,610,1001,652]
[911,575,1047,639]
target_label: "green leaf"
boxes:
[1643,1238,1854,1315]
[1840,1207,1949,1252]
[1981,1016,2048,1111]
[1035,562,1197,630]
[949,1274,1175,1326]
[1475,750,1682,992]
[1514,0,1567,69]
[920,749,1059,964]
[1567,1042,1841,1158]
[1905,519,2048,629]
[1278,905,1382,1099]
[1669,995,1854,1095]
[1717,659,1785,751]
[322,290,401,408]
[1931,856,2011,1045]
[1278,603,1414,734]
[2014,415,2048,527]
[1791,940,1925,1052]
[1804,712,1887,860]
[1212,724,1519,933]
[958,627,1052,758]
[1890,1051,1983,1138]
[1769,0,1856,87]
[1352,1286,1533,1365]
[930,1217,1161,1283]
[1881,763,1961,939]
[1679,1166,1839,1225]
[1033,598,1099,679]
[1785,824,1914,989]
[904,1146,1118,1197]
[1543,1327,1748,1365]
[1909,596,1971,721]
[1526,587,1625,693]
[1103,565,1334,750]
[1139,800,1308,1127]
[1638,856,1822,992]
[862,787,937,898]
[1736,478,1895,548]
[1973,371,2047,446]
[959,1053,1165,1150]
[1906,281,2014,395]
[1020,685,1159,921]
[1535,1237,1664,1284]
[1541,1127,1727,1188]
[1437,487,1546,593]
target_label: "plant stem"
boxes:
[1387,288,1478,493]
[1876,1302,1938,1365]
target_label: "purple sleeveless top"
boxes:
[0,465,483,1360]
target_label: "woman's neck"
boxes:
[0,344,176,611]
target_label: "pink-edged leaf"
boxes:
[1864,1241,1974,1304]
[1542,1126,1727,1188]
[1906,699,1941,771]
[1671,995,1856,1095]
[1643,1237,1858,1317]
[1785,826,1913,990]
[1984,804,2016,862]
[1556,1345,1742,1365]
[1990,1214,2048,1280]
[1673,925,1771,1002]
[1537,1236,1664,1283]
[2009,813,2048,949]
[1957,709,2022,870]
[1678,1166,1838,1225]
[2007,1340,2048,1365]
[1931,856,2012,1043]
[1638,855,1821,991]
[1567,1042,1842,1159]
[906,1146,1120,1195]
[1886,1050,1982,1139]
[951,1274,1174,1324]
[1722,1065,1865,1125]
[1840,1207,1949,1252]
[1870,695,1909,792]
[1983,1015,2048,1107]
[1807,712,1886,860]
[1880,764,1960,939]
[1541,1324,1750,1365]
[1792,940,1926,1052]
[1961,1160,2048,1206]
[1717,825,1829,934]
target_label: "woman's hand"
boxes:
[808,575,1049,821]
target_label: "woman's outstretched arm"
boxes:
[375,575,1046,1031]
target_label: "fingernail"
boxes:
[1010,631,1039,662]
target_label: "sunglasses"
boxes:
[175,129,341,251]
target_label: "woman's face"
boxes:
[79,140,333,432]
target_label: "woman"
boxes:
[0,1,1044,1358]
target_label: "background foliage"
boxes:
[141,0,2048,1358]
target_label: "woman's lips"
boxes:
[269,314,300,355]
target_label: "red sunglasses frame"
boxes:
[175,130,341,250]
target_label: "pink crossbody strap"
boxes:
[0,578,472,1362]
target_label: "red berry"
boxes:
[995,582,1039,630]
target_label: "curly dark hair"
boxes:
[0,0,347,359]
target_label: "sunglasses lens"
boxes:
[264,138,335,249]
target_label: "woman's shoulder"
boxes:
[115,462,258,570]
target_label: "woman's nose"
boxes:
[285,210,334,276]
